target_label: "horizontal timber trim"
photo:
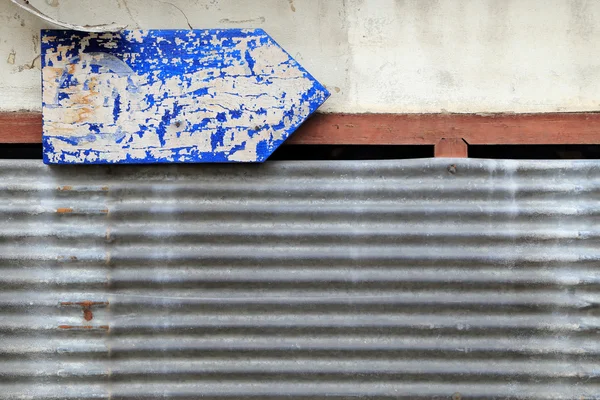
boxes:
[0,112,42,144]
[288,113,600,146]
[3,112,600,158]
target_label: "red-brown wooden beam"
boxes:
[0,112,42,144]
[288,113,600,145]
[3,112,600,157]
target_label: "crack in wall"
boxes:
[157,1,193,29]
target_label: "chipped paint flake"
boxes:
[41,29,330,164]
[7,50,16,65]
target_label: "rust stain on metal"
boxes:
[101,186,109,191]
[56,207,73,213]
[57,185,72,191]
[83,308,93,321]
[58,325,109,331]
[60,301,109,322]
[100,209,109,214]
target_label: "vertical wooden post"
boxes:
[434,138,468,158]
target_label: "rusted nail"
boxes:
[174,121,182,128]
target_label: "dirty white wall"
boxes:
[2,0,600,114]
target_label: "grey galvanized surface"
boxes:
[1,158,600,399]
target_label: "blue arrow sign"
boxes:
[41,29,329,164]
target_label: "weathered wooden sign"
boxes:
[41,30,329,164]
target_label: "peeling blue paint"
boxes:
[113,93,122,123]
[41,29,330,164]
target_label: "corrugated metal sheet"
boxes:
[1,158,599,399]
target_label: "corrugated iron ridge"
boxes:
[0,158,599,399]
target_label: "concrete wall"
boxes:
[2,0,600,113]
